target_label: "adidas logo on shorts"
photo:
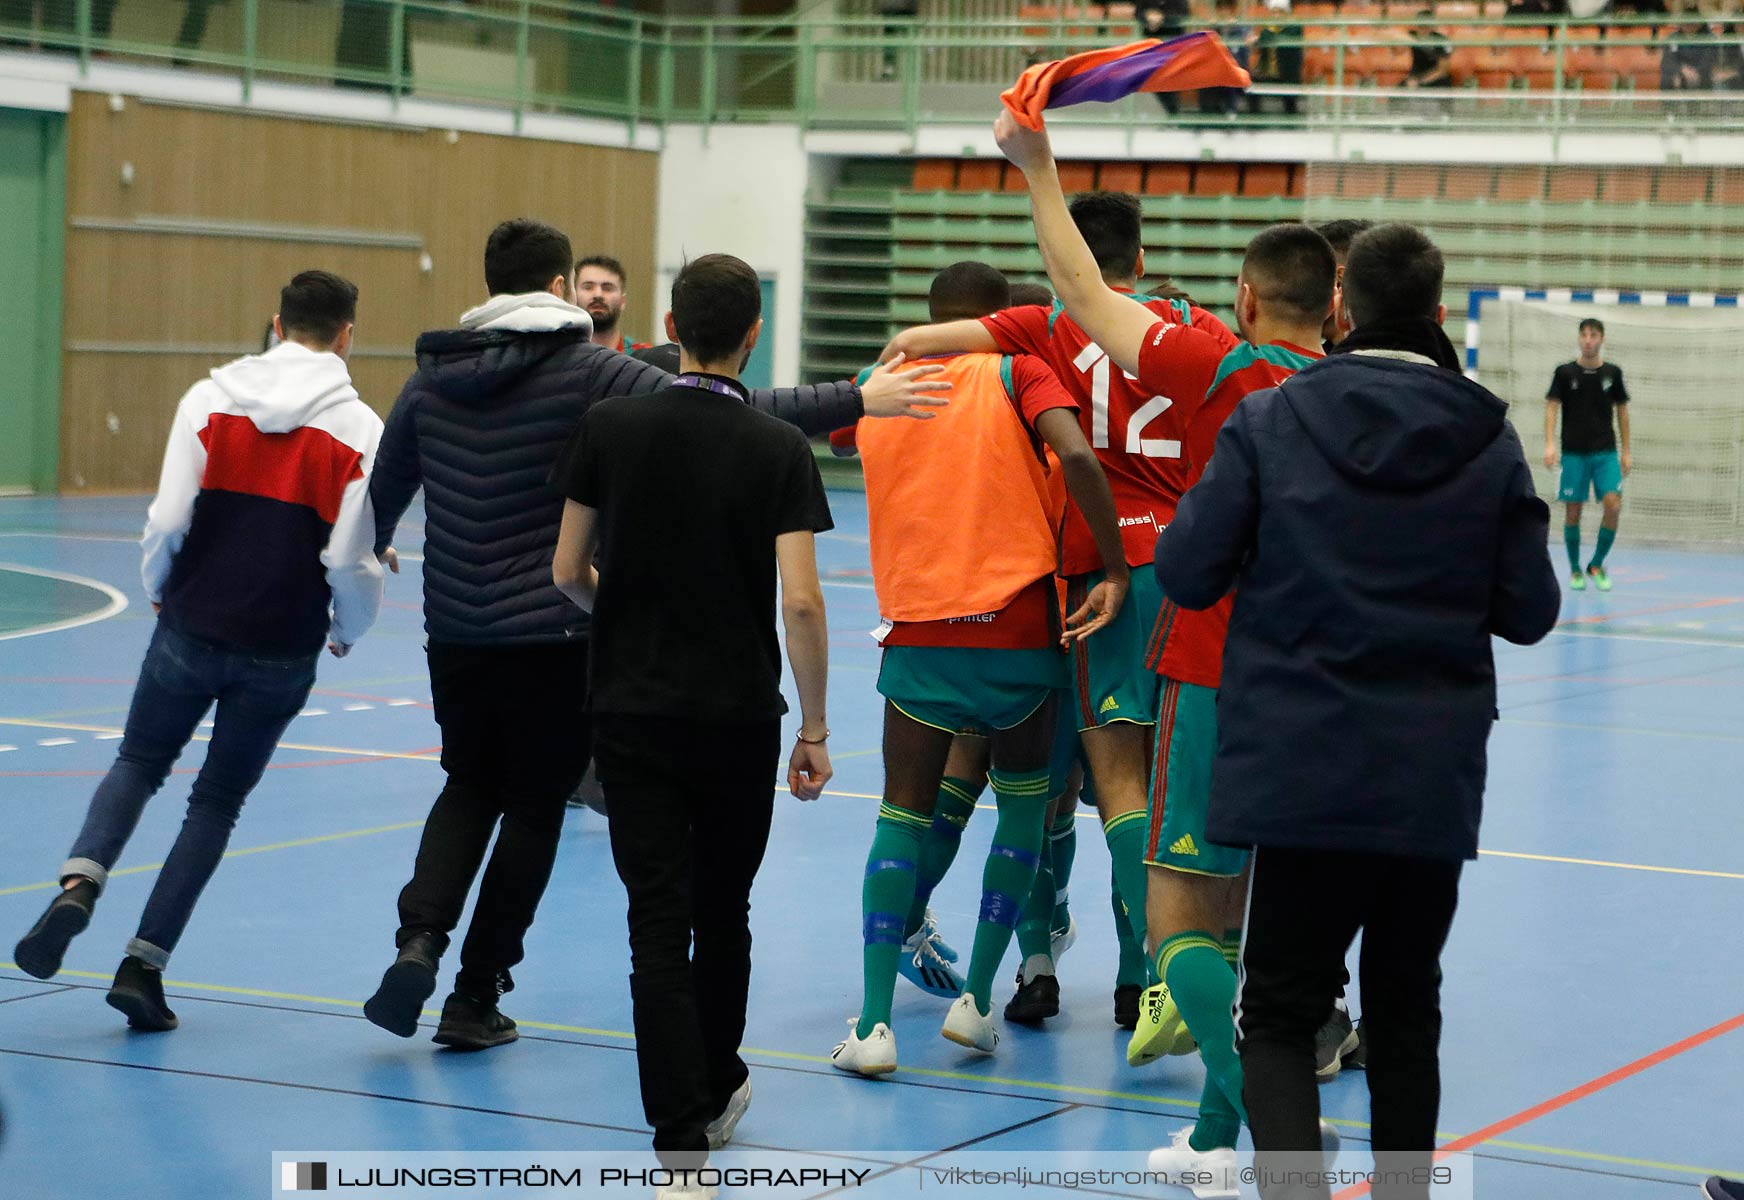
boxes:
[1169,834,1199,857]
[1099,696,1119,714]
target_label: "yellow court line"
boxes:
[2,962,1732,1180]
[1480,1137,1742,1179]
[1476,848,1744,881]
[0,820,427,897]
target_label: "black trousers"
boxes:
[396,639,590,999]
[1238,845,1463,1200]
[594,715,781,1163]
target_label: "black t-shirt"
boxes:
[1410,31,1452,82]
[1548,360,1630,453]
[554,374,834,722]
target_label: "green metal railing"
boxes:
[4,2,1743,135]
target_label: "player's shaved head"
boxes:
[1343,222,1445,326]
[1241,224,1337,325]
[929,261,1011,322]
[1313,218,1374,263]
[1008,281,1054,308]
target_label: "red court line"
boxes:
[1331,1010,1744,1199]
[1557,596,1744,627]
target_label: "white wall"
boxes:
[654,124,810,386]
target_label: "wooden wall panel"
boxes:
[62,92,658,491]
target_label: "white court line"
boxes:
[36,738,74,747]
[1548,629,1744,650]
[0,562,129,642]
[821,579,875,591]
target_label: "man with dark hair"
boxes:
[1008,281,1054,308]
[1313,218,1373,349]
[929,260,1011,321]
[1152,220,1559,1198]
[549,254,834,1188]
[572,253,652,355]
[363,219,944,1051]
[834,260,1130,1076]
[885,188,1240,1035]
[995,110,1346,1187]
[1546,316,1630,592]
[14,271,384,1030]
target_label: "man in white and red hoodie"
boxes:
[12,270,384,1032]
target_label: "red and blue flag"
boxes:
[1001,32,1252,130]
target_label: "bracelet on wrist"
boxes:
[797,727,830,745]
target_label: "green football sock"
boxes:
[1047,809,1077,932]
[903,776,983,938]
[1223,927,1243,971]
[1591,525,1617,569]
[1013,853,1056,977]
[1156,932,1247,1151]
[1564,523,1582,572]
[964,767,1052,1014]
[858,803,929,1038]
[1112,873,1149,988]
[1102,808,1151,962]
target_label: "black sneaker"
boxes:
[432,992,518,1050]
[1113,984,1141,1031]
[1704,1177,1744,1200]
[1315,1007,1358,1080]
[105,956,178,1031]
[1003,970,1060,1025]
[14,880,97,980]
[363,931,441,1038]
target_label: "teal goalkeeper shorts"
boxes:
[879,645,1069,737]
[1558,451,1623,502]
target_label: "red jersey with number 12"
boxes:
[981,293,1237,575]
[1144,336,1324,689]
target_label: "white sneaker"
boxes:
[1146,1127,1238,1199]
[703,1077,751,1149]
[940,993,998,1054]
[1049,913,1078,964]
[831,1018,897,1076]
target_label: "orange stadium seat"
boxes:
[1098,162,1145,194]
[913,159,956,190]
[1655,170,1711,204]
[956,160,1004,192]
[1144,162,1193,195]
[1601,172,1652,203]
[1442,166,1496,200]
[1545,167,1600,202]
[1337,163,1389,198]
[1494,165,1546,200]
[1058,161,1098,194]
[1194,163,1242,196]
[1242,163,1293,197]
[1717,167,1744,204]
[1391,167,1444,200]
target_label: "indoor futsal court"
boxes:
[1,490,1740,1197]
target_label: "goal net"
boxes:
[1472,294,1744,546]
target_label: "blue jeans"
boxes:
[62,623,317,968]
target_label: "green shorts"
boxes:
[1046,693,1085,799]
[1067,567,1165,730]
[1558,450,1623,503]
[1145,677,1248,877]
[879,645,1069,737]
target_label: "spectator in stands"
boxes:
[1,0,116,49]
[1137,0,1193,112]
[879,0,920,80]
[1505,0,1568,19]
[1247,0,1305,119]
[1405,11,1455,87]
[1200,0,1249,114]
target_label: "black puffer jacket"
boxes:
[371,325,860,644]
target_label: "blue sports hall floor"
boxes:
[0,492,1740,1199]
